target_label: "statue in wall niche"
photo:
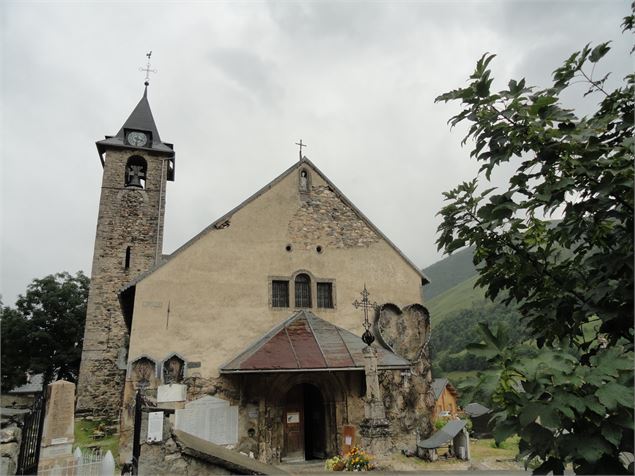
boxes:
[132,358,155,389]
[163,356,185,384]
[299,170,308,192]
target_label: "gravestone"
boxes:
[157,384,187,403]
[38,380,75,474]
[175,396,238,445]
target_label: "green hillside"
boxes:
[426,274,486,325]
[422,246,477,300]
[422,247,527,386]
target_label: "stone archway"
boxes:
[268,373,346,461]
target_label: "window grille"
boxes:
[295,274,311,308]
[317,282,333,308]
[272,280,289,307]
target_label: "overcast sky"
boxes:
[1,1,631,305]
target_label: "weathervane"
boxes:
[295,139,307,161]
[353,284,378,346]
[139,51,157,86]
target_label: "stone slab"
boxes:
[157,384,187,403]
[41,381,75,448]
[175,396,237,445]
[175,430,290,475]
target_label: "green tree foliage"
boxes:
[1,272,89,391]
[434,10,634,476]
[431,300,527,373]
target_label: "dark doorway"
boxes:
[283,383,326,461]
[304,383,326,459]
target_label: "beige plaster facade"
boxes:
[126,160,424,377]
[119,159,435,464]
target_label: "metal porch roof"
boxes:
[220,310,410,373]
[418,420,467,449]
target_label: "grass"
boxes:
[384,437,521,471]
[74,418,120,463]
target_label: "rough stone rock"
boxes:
[164,437,178,454]
[236,436,258,456]
[0,427,20,444]
[0,442,19,459]
[1,456,16,476]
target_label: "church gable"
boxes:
[125,158,426,292]
[289,184,380,250]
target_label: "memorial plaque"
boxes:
[157,384,187,403]
[147,412,164,442]
[175,396,238,445]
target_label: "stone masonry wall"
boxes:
[76,149,168,417]
[288,185,380,250]
[1,422,21,476]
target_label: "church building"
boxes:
[76,80,435,464]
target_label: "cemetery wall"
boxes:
[0,421,22,475]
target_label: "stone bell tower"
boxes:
[76,80,175,417]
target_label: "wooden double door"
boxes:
[283,383,326,460]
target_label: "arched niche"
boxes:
[161,353,186,384]
[125,155,148,189]
[129,356,158,389]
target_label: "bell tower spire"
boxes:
[76,69,176,417]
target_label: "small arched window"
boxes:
[124,246,131,270]
[295,273,311,308]
[125,156,147,188]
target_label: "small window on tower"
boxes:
[125,246,131,270]
[317,282,334,308]
[272,280,289,308]
[125,156,147,189]
[295,274,311,308]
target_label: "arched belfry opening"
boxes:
[125,155,147,188]
[283,383,326,461]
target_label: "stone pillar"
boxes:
[38,381,76,474]
[359,346,390,456]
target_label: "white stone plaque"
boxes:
[175,396,238,445]
[345,436,352,445]
[147,412,164,442]
[157,384,187,403]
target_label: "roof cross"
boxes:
[295,139,307,160]
[139,51,157,86]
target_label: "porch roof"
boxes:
[220,310,410,374]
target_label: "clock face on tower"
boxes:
[126,131,148,147]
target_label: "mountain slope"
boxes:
[426,275,487,325]
[423,246,477,300]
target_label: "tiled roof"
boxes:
[220,310,410,373]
